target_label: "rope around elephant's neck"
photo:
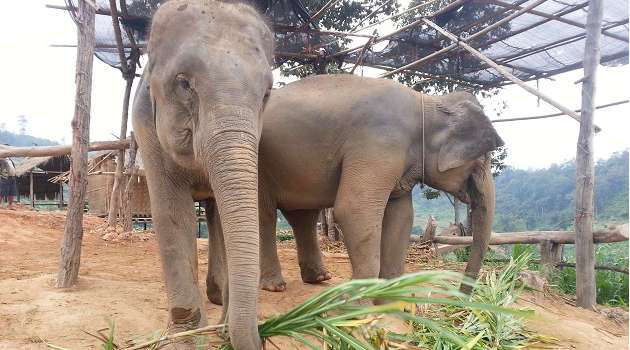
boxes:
[420,93,425,189]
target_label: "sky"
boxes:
[1,0,628,170]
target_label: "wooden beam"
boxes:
[0,140,130,158]
[411,223,629,245]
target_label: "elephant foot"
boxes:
[160,338,212,350]
[206,282,223,305]
[164,308,211,348]
[300,265,332,284]
[260,272,287,292]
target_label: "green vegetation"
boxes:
[411,253,552,350]
[554,243,629,306]
[411,149,629,233]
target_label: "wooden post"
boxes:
[540,239,564,281]
[122,133,138,232]
[57,0,96,288]
[575,0,603,308]
[415,216,436,245]
[59,160,64,209]
[454,198,461,225]
[325,208,341,241]
[29,171,34,208]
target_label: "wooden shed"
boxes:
[86,150,151,217]
[14,155,70,208]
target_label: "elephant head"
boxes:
[134,1,273,349]
[421,91,504,293]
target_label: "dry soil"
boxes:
[0,207,627,349]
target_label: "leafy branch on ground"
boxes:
[44,258,549,350]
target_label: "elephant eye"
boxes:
[174,74,194,101]
[262,88,271,105]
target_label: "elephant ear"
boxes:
[438,99,505,172]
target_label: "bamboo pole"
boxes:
[0,140,130,158]
[57,0,96,288]
[491,100,629,123]
[574,0,603,309]
[352,0,462,35]
[419,18,601,132]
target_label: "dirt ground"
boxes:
[0,207,627,350]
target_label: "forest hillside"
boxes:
[413,149,628,233]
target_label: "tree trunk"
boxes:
[57,0,95,288]
[575,0,603,309]
[107,76,135,227]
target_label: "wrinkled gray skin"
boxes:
[132,1,273,349]
[206,74,504,304]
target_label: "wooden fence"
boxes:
[411,218,629,279]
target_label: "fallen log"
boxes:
[0,140,130,158]
[410,223,628,245]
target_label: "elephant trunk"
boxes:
[461,155,495,295]
[202,107,262,350]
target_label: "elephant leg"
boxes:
[379,193,413,280]
[204,198,225,305]
[259,207,286,292]
[283,209,332,283]
[333,175,390,281]
[146,176,209,338]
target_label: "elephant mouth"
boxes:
[450,176,475,205]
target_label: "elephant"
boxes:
[131,1,273,349]
[206,74,504,304]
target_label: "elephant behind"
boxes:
[207,74,504,304]
[132,1,273,349]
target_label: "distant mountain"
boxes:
[0,130,60,163]
[0,130,60,148]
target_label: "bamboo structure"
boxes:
[418,17,600,131]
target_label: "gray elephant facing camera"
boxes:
[207,74,504,304]
[132,1,274,349]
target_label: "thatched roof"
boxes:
[14,155,71,177]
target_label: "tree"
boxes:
[278,0,399,79]
[17,115,28,135]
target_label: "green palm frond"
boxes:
[70,261,545,350]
